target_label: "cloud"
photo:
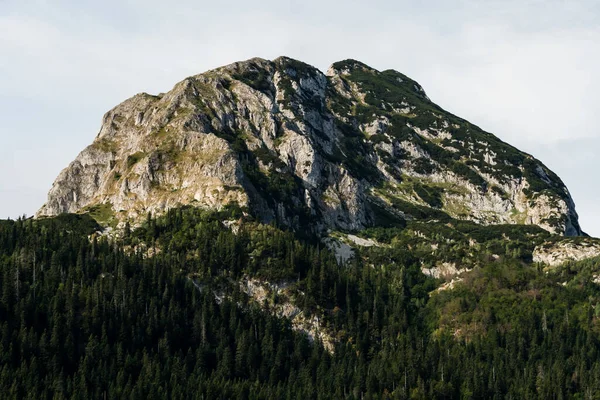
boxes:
[2,1,598,144]
[421,24,599,144]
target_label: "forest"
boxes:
[1,207,600,399]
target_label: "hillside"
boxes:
[2,208,600,398]
[37,57,582,235]
[3,56,600,399]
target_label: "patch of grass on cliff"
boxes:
[413,183,444,208]
[152,127,169,140]
[127,152,145,168]
[277,57,316,78]
[93,138,118,153]
[83,203,118,229]
[232,69,272,93]
[343,65,437,115]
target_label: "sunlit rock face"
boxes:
[38,56,582,236]
[534,239,600,267]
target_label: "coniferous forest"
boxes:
[1,207,600,399]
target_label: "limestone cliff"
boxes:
[533,238,600,267]
[37,57,582,235]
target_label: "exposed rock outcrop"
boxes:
[38,56,583,236]
[240,278,335,352]
[533,239,600,267]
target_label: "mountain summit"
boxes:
[38,56,582,235]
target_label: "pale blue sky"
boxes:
[1,0,599,236]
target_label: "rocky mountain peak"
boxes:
[327,59,375,75]
[37,56,583,236]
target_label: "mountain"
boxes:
[37,57,582,236]
[7,57,600,398]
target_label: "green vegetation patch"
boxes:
[82,202,118,228]
[93,138,118,153]
[232,68,272,93]
[126,152,146,168]
[413,182,443,208]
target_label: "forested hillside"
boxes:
[2,208,600,399]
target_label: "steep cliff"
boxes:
[37,56,582,235]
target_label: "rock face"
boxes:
[241,278,335,352]
[38,57,582,235]
[533,239,600,267]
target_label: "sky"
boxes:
[1,0,599,236]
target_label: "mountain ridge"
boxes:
[37,56,582,236]
[7,57,600,398]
